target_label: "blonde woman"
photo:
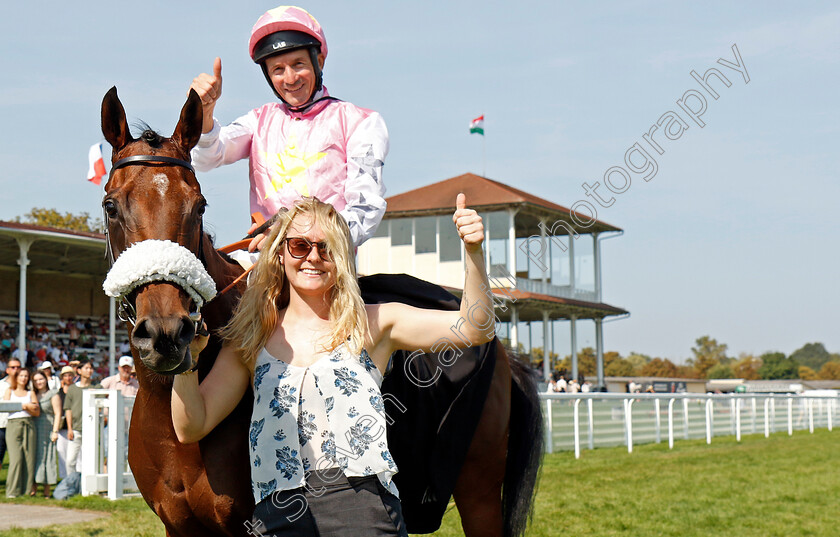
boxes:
[3,368,40,498]
[172,195,493,536]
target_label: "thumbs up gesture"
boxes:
[190,57,223,133]
[452,193,484,252]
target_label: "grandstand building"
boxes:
[0,221,123,370]
[357,173,629,388]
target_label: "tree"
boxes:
[604,352,635,377]
[575,347,597,376]
[732,354,761,380]
[529,347,559,363]
[625,353,651,375]
[790,343,832,371]
[15,207,103,233]
[706,363,735,379]
[818,361,840,380]
[640,358,678,378]
[675,364,701,379]
[558,348,597,376]
[689,336,729,378]
[798,366,819,381]
[757,352,799,380]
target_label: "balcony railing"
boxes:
[488,265,600,303]
[515,278,597,302]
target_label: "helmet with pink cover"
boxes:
[249,6,328,103]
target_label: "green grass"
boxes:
[1,430,837,536]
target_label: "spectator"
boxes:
[567,378,580,394]
[94,352,110,381]
[3,367,40,497]
[67,321,80,347]
[101,356,138,469]
[31,370,59,498]
[556,376,567,393]
[119,339,130,355]
[0,358,22,471]
[38,361,60,391]
[581,380,592,393]
[11,344,26,364]
[101,356,139,397]
[63,360,100,474]
[544,378,557,394]
[98,315,108,336]
[55,366,75,478]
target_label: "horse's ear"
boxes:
[101,87,133,152]
[172,89,203,154]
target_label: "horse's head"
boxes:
[101,87,209,374]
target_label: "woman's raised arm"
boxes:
[370,193,495,365]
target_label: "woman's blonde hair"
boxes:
[220,198,368,371]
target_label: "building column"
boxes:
[595,317,605,389]
[542,310,551,380]
[540,218,548,287]
[15,238,34,355]
[570,314,578,380]
[593,232,602,302]
[507,208,518,280]
[509,305,519,351]
[568,231,576,296]
[109,297,116,376]
[527,321,533,362]
[551,319,556,374]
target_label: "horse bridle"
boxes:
[103,154,204,330]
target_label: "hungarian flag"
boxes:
[469,115,484,135]
[87,143,107,185]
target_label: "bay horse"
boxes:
[101,86,542,537]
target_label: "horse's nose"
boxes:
[132,315,195,368]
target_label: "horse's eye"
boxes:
[103,199,118,218]
[197,202,207,216]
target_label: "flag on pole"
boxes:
[469,115,484,135]
[87,143,107,185]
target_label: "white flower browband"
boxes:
[103,239,217,308]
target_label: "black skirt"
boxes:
[250,469,408,537]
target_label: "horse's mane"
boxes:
[201,228,237,265]
[131,121,165,147]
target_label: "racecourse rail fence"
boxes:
[540,392,839,458]
[78,390,839,498]
[81,390,137,499]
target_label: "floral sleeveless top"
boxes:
[249,343,399,504]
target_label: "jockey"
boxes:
[190,5,388,250]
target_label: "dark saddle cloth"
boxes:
[359,273,498,534]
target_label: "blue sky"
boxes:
[1,1,837,362]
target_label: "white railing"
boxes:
[540,392,839,458]
[81,389,137,499]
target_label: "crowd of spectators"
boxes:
[545,370,592,394]
[0,316,128,382]
[0,316,137,499]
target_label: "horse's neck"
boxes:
[201,233,245,330]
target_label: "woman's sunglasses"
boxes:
[284,237,332,261]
